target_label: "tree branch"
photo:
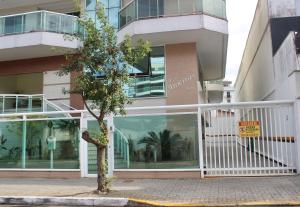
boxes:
[82,131,106,148]
[81,94,99,121]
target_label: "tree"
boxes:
[59,3,150,193]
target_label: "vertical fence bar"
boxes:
[198,106,204,178]
[265,107,270,173]
[229,109,239,174]
[204,110,208,173]
[251,108,257,173]
[260,107,266,174]
[213,109,217,174]
[217,108,221,175]
[256,107,261,175]
[247,108,252,175]
[226,108,230,173]
[274,106,279,173]
[284,106,290,170]
[21,114,27,169]
[269,107,275,173]
[233,107,238,174]
[242,108,248,174]
[288,105,297,171]
[287,105,293,169]
[239,109,244,174]
[278,106,284,173]
[221,108,225,174]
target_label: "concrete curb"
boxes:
[0,196,129,206]
[128,198,300,207]
[1,196,300,207]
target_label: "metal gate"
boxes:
[201,101,297,176]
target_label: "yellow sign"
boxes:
[239,121,261,138]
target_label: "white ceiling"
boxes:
[0,0,77,15]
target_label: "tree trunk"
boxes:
[97,146,107,192]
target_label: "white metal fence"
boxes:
[201,101,296,176]
[0,99,298,177]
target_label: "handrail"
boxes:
[0,99,294,117]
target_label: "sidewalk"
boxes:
[0,176,300,206]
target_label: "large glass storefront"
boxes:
[114,114,199,169]
[0,119,80,169]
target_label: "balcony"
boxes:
[119,0,226,29]
[117,0,228,80]
[205,80,224,103]
[0,11,80,61]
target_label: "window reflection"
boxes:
[114,114,199,169]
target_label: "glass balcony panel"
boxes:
[0,18,4,35]
[4,97,16,113]
[45,12,60,33]
[126,1,136,24]
[203,0,226,18]
[149,0,158,17]
[61,15,75,34]
[32,97,43,112]
[119,0,226,28]
[24,12,41,33]
[179,0,200,14]
[0,97,3,113]
[16,97,30,113]
[138,0,150,18]
[114,114,199,169]
[163,0,178,16]
[119,7,127,28]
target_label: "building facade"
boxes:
[234,0,300,175]
[235,0,300,102]
[0,0,228,178]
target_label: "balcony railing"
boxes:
[0,11,78,36]
[119,0,226,29]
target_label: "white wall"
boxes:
[235,0,270,101]
[43,70,70,105]
[236,27,275,102]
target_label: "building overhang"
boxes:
[0,32,80,62]
[0,0,77,15]
[117,14,228,80]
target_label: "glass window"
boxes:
[86,0,97,10]
[150,46,165,75]
[114,114,199,169]
[108,7,119,28]
[0,121,22,168]
[0,119,80,169]
[109,0,120,7]
[99,0,109,8]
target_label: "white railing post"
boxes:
[197,106,204,178]
[79,112,88,177]
[107,113,115,177]
[293,99,300,174]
